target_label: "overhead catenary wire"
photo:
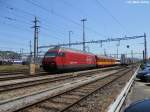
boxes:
[2,2,73,40]
[0,16,62,43]
[94,0,128,34]
[60,0,108,38]
[3,0,101,41]
[2,0,126,51]
[0,14,64,41]
[24,0,107,38]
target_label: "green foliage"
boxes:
[0,51,21,59]
[0,65,28,72]
[140,63,144,69]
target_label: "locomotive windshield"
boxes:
[45,52,57,57]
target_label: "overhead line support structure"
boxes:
[39,34,147,61]
[69,31,73,48]
[81,18,87,51]
[32,17,40,64]
[144,33,147,62]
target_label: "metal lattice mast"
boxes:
[81,19,87,51]
[32,17,40,64]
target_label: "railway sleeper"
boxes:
[59,95,81,99]
[50,99,71,105]
[39,101,68,110]
[37,103,60,112]
[79,89,94,92]
[54,97,78,104]
[12,68,132,112]
[82,86,97,90]
[66,92,85,97]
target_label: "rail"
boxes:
[107,65,140,112]
[0,68,126,112]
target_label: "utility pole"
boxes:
[22,48,24,55]
[116,41,120,58]
[104,49,107,56]
[20,48,23,61]
[143,50,145,62]
[116,47,118,58]
[29,40,32,63]
[20,48,23,56]
[86,46,90,52]
[29,40,32,56]
[131,50,134,73]
[116,43,119,58]
[32,17,40,64]
[81,18,87,52]
[20,48,22,56]
[144,33,147,63]
[69,31,73,48]
[37,30,39,60]
[131,50,133,64]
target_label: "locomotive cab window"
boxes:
[45,52,57,57]
[58,52,65,57]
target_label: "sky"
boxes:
[0,0,150,58]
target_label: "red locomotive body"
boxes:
[42,47,96,71]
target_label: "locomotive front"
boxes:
[42,50,58,71]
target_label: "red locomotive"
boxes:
[42,47,96,71]
[42,47,119,72]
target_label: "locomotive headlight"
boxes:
[48,62,56,67]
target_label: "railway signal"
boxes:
[39,34,147,61]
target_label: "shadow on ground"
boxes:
[145,83,150,86]
[135,79,150,86]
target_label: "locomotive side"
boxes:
[42,47,96,71]
[42,47,121,72]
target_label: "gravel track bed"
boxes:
[0,73,51,81]
[16,67,133,112]
[0,70,117,101]
[0,71,54,81]
[65,67,137,112]
[0,74,25,78]
[0,69,28,75]
[0,67,122,93]
[0,66,121,80]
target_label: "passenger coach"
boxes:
[96,55,118,67]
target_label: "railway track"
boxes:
[0,66,123,92]
[0,72,47,81]
[0,66,122,81]
[0,71,27,76]
[0,65,138,112]
[0,67,31,74]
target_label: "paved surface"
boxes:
[121,78,150,112]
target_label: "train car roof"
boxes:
[96,55,116,59]
[48,47,119,59]
[48,46,94,55]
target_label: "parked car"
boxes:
[136,67,150,81]
[124,99,150,112]
[143,73,150,82]
[142,63,150,70]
